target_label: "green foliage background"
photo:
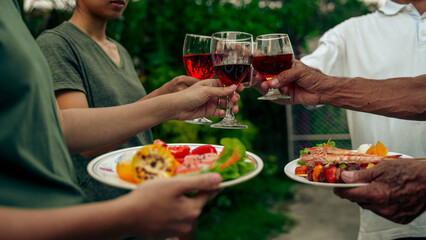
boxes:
[21,0,374,238]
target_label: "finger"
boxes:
[333,185,379,203]
[217,97,226,108]
[202,78,224,88]
[341,169,376,183]
[230,92,240,103]
[232,104,239,114]
[260,80,270,90]
[191,190,222,209]
[183,76,200,86]
[173,173,222,196]
[269,62,304,88]
[208,85,237,98]
[236,84,245,92]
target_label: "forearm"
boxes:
[0,201,130,240]
[320,75,426,120]
[80,138,131,158]
[60,94,174,154]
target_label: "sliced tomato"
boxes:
[295,165,308,175]
[324,165,337,183]
[191,145,217,155]
[168,145,191,159]
[175,157,185,164]
[153,139,168,147]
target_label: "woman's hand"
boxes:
[145,76,200,100]
[123,173,222,239]
[169,79,243,121]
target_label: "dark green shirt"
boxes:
[0,0,86,208]
[36,22,153,201]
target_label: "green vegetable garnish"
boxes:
[300,148,309,155]
[297,160,307,166]
[316,141,336,148]
[338,163,347,169]
[201,138,254,181]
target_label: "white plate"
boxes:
[284,152,411,188]
[88,143,264,190]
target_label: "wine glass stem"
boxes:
[224,96,235,120]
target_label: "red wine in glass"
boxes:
[252,53,294,78]
[182,34,214,125]
[253,33,294,100]
[183,53,215,80]
[214,64,251,86]
[210,31,253,129]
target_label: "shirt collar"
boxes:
[378,0,411,15]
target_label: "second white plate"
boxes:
[284,152,411,188]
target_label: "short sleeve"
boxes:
[301,24,347,77]
[36,31,86,94]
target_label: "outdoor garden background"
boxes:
[20,0,378,238]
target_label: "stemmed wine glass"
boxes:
[210,31,253,129]
[252,33,294,100]
[182,33,215,125]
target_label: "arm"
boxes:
[334,160,426,224]
[56,90,132,158]
[0,173,222,240]
[58,79,238,154]
[269,60,426,120]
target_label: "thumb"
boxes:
[173,173,222,195]
[341,169,374,183]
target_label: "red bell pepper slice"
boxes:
[167,145,190,159]
[295,165,308,175]
[191,145,218,155]
[324,165,337,183]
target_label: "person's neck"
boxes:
[69,10,108,42]
[393,0,426,14]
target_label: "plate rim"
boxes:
[284,151,412,188]
[88,143,264,190]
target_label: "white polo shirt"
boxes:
[301,0,426,239]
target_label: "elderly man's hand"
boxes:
[334,160,426,224]
[268,60,325,105]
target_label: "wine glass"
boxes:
[252,33,294,100]
[182,33,215,125]
[210,31,253,129]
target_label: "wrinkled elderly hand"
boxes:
[334,160,426,224]
[267,59,328,105]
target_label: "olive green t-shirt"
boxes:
[0,0,86,208]
[36,21,153,201]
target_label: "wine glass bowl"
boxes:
[183,34,215,80]
[252,33,294,100]
[210,31,253,129]
[182,33,215,125]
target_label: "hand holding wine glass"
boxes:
[182,33,215,125]
[210,31,253,129]
[252,33,294,100]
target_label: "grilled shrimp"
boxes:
[301,147,401,165]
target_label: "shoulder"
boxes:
[325,11,379,36]
[36,23,72,48]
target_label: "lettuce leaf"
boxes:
[201,138,254,181]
